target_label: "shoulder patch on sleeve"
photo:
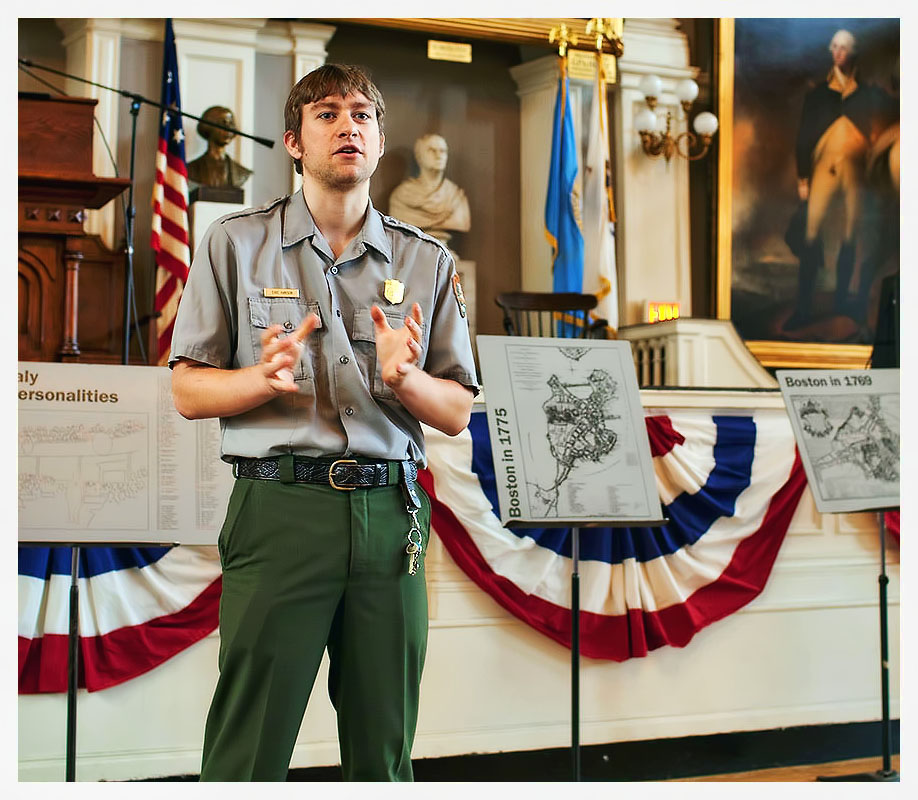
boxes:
[452,272,468,318]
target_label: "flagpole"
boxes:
[583,17,620,334]
[596,54,616,226]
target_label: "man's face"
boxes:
[418,136,448,172]
[283,92,384,191]
[830,37,854,70]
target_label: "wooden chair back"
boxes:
[494,292,610,338]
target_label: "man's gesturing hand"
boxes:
[371,302,423,390]
[260,313,320,395]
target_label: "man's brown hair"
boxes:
[283,63,386,175]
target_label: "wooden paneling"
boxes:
[18,93,131,364]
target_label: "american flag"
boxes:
[151,18,190,366]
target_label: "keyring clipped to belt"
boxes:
[400,460,424,576]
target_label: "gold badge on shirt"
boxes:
[384,279,405,304]
[263,287,300,298]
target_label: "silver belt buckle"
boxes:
[329,458,358,491]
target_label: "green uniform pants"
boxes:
[199,474,430,782]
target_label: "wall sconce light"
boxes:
[634,74,718,162]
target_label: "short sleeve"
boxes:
[424,249,480,395]
[168,219,238,369]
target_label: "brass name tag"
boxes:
[263,288,300,298]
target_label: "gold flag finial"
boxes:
[585,18,609,51]
[548,23,578,58]
[585,17,624,56]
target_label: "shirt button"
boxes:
[283,321,293,331]
[339,355,350,365]
[345,407,354,416]
[330,266,339,275]
[336,309,342,317]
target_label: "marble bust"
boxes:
[388,134,470,247]
[186,105,252,190]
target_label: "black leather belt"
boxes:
[233,455,417,492]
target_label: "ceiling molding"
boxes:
[324,18,623,54]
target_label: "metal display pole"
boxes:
[21,541,177,782]
[66,547,80,782]
[817,510,899,782]
[510,518,668,782]
[571,527,581,782]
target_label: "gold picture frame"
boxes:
[715,18,898,370]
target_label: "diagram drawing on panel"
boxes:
[792,394,899,501]
[19,410,151,530]
[509,344,648,521]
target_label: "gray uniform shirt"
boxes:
[169,190,478,466]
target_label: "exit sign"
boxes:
[646,302,681,323]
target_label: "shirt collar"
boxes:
[282,189,392,263]
[281,189,314,247]
[361,201,392,262]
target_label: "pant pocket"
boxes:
[217,479,253,569]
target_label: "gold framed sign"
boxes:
[716,18,899,369]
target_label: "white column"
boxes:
[172,19,268,209]
[509,55,586,293]
[289,22,336,80]
[57,19,126,250]
[287,22,336,193]
[614,18,698,325]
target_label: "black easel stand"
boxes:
[16,57,273,366]
[510,518,667,781]
[21,541,177,782]
[571,527,581,781]
[817,510,899,782]
[66,547,79,782]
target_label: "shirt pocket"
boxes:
[352,307,430,402]
[248,297,323,383]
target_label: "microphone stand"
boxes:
[17,57,273,366]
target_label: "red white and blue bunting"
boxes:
[18,546,221,693]
[420,408,807,660]
[18,407,807,692]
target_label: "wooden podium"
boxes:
[18,93,132,364]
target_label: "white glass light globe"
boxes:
[639,74,662,100]
[675,79,699,104]
[634,108,658,133]
[692,111,719,136]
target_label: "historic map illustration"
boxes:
[477,337,662,525]
[778,369,899,513]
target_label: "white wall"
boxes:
[18,390,899,781]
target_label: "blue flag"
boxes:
[544,71,583,297]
